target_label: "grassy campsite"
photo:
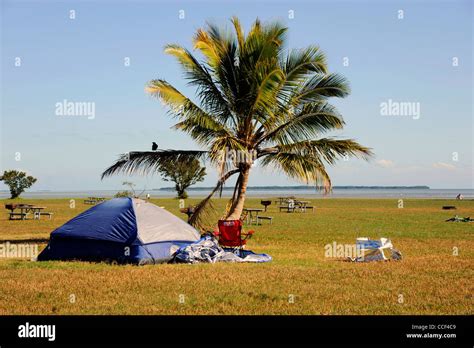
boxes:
[0,197,472,315]
[1,8,473,325]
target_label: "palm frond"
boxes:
[189,169,239,230]
[194,21,241,110]
[146,79,186,108]
[258,137,372,192]
[164,44,232,122]
[172,110,235,148]
[296,73,351,103]
[101,150,208,179]
[274,46,328,112]
[257,102,345,146]
[276,138,373,165]
[248,68,284,121]
[282,46,328,81]
[231,16,245,51]
[146,79,234,145]
[193,28,221,68]
[215,38,240,111]
[259,152,332,191]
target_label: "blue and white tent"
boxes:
[38,198,200,264]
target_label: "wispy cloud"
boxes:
[376,159,395,168]
[433,162,456,170]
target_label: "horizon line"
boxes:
[6,186,474,193]
[4,186,474,193]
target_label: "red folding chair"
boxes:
[214,220,254,251]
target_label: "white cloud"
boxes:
[433,162,456,170]
[376,159,395,168]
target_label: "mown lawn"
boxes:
[0,197,472,315]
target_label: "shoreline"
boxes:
[1,196,473,200]
[2,189,473,200]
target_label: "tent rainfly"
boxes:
[38,198,200,264]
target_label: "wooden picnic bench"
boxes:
[38,212,53,219]
[5,204,52,220]
[243,208,264,225]
[295,200,313,212]
[257,216,273,224]
[279,200,314,213]
[9,212,30,220]
[279,199,296,212]
[279,205,295,212]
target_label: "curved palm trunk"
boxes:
[227,165,250,220]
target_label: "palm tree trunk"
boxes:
[227,165,250,220]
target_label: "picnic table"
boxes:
[243,208,264,225]
[295,200,311,212]
[279,199,314,213]
[5,204,51,220]
[274,196,296,205]
[279,200,296,212]
[84,197,106,205]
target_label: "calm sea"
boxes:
[1,188,473,199]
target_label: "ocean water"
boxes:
[1,188,473,199]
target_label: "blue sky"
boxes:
[1,0,472,191]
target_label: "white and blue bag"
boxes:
[352,237,402,262]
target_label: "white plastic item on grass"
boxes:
[353,237,402,262]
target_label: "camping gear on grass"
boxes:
[445,215,473,222]
[38,198,200,264]
[214,220,254,250]
[173,234,272,263]
[350,237,402,262]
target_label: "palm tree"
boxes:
[102,17,372,228]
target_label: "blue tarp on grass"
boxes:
[172,234,272,263]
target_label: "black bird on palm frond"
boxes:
[152,142,158,151]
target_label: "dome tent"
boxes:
[38,198,200,264]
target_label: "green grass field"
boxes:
[0,197,472,315]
